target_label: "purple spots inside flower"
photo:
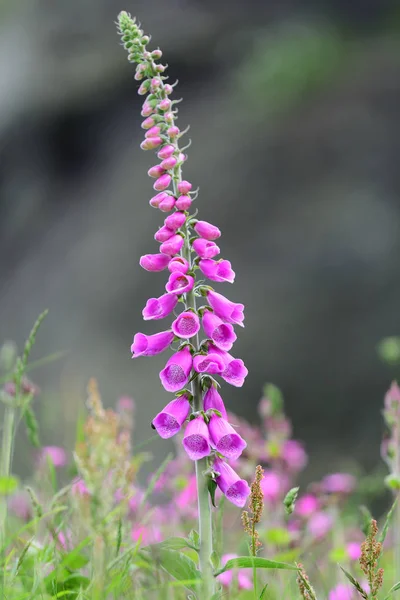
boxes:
[226,481,250,508]
[216,434,244,459]
[178,316,197,335]
[164,364,186,386]
[152,413,179,438]
[183,434,210,460]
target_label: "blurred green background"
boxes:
[1,0,400,478]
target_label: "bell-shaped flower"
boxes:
[199,259,235,283]
[182,416,211,460]
[206,290,244,327]
[159,347,192,392]
[131,330,174,357]
[208,415,246,460]
[152,396,191,439]
[172,311,201,339]
[202,310,237,351]
[142,293,178,321]
[213,458,250,507]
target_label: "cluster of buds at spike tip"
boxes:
[118,11,250,508]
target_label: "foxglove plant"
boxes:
[117,11,250,594]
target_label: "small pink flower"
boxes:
[172,311,201,339]
[160,234,184,256]
[152,396,191,439]
[217,554,252,590]
[149,191,170,208]
[141,103,153,117]
[158,195,176,212]
[214,458,250,507]
[183,417,211,460]
[199,259,235,283]
[142,293,178,320]
[141,136,162,150]
[347,542,361,561]
[141,116,156,129]
[71,478,90,497]
[131,331,174,358]
[164,211,186,231]
[193,353,225,374]
[177,180,192,194]
[295,494,319,517]
[282,440,308,472]
[140,253,170,272]
[159,347,193,392]
[39,446,67,468]
[194,220,221,240]
[145,126,162,139]
[117,396,135,412]
[208,415,246,460]
[158,98,171,111]
[307,511,333,539]
[203,386,227,419]
[154,225,175,242]
[154,174,172,191]
[175,195,192,210]
[208,345,248,387]
[328,584,355,600]
[192,238,220,259]
[384,381,400,412]
[261,470,286,503]
[8,492,31,520]
[322,473,355,495]
[165,273,194,294]
[160,156,177,170]
[157,144,175,159]
[206,290,244,327]
[168,257,189,274]
[176,475,197,508]
[202,310,237,351]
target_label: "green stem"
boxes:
[0,404,16,589]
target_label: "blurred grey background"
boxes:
[1,0,400,476]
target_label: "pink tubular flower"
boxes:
[158,195,176,212]
[160,234,184,256]
[154,173,172,191]
[328,584,355,600]
[165,272,194,294]
[322,473,356,495]
[202,310,237,351]
[214,458,250,507]
[172,311,200,339]
[199,259,235,283]
[142,293,178,320]
[164,211,186,231]
[160,156,177,170]
[140,253,170,272]
[194,220,221,240]
[192,238,220,259]
[149,191,169,208]
[183,416,211,460]
[206,290,244,327]
[39,446,67,468]
[167,125,179,138]
[385,381,400,413]
[141,116,156,129]
[295,494,319,517]
[148,164,165,178]
[217,554,252,590]
[208,345,248,387]
[141,136,162,150]
[203,386,227,419]
[193,353,225,374]
[158,98,171,111]
[307,511,333,539]
[168,257,189,274]
[208,415,246,460]
[131,330,174,358]
[177,180,192,194]
[145,126,162,138]
[159,347,192,392]
[154,225,175,242]
[152,396,191,438]
[175,195,192,210]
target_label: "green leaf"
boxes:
[214,556,298,576]
[379,499,397,545]
[339,566,368,600]
[147,548,201,592]
[188,529,200,551]
[259,583,269,599]
[61,552,89,570]
[384,581,400,600]
[210,550,220,571]
[143,537,191,551]
[207,477,218,508]
[265,527,291,546]
[0,475,19,495]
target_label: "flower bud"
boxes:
[138,80,151,95]
[164,211,186,231]
[141,116,156,129]
[148,164,165,178]
[167,125,180,138]
[160,156,177,170]
[149,192,169,208]
[164,84,173,95]
[154,174,172,191]
[168,257,189,274]
[141,103,153,117]
[140,253,170,272]
[157,144,175,159]
[177,180,192,194]
[160,234,184,256]
[175,195,192,210]
[150,78,161,91]
[158,98,171,111]
[141,35,150,44]
[155,64,166,73]
[164,112,174,123]
[145,126,162,138]
[151,49,163,59]
[158,195,176,212]
[140,136,163,150]
[154,225,175,242]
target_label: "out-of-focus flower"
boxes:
[39,446,67,468]
[217,554,252,590]
[322,473,356,495]
[307,511,333,539]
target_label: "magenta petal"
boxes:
[139,253,170,272]
[172,312,201,339]
[207,290,244,327]
[214,458,250,508]
[208,415,246,460]
[131,331,174,357]
[203,387,227,419]
[142,293,178,321]
[159,347,192,392]
[193,353,225,374]
[182,417,211,460]
[165,273,195,294]
[202,311,237,351]
[152,397,191,439]
[199,259,235,283]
